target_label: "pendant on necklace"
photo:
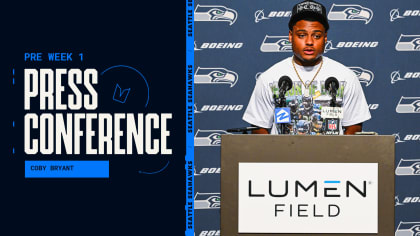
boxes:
[304,81,311,97]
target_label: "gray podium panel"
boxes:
[221,135,394,236]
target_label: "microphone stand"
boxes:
[329,83,337,108]
[324,78,340,135]
[279,86,288,134]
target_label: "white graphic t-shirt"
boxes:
[243,56,371,135]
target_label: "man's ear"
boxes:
[324,32,328,44]
[289,30,292,42]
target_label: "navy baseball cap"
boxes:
[289,0,329,31]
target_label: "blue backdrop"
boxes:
[194,0,420,235]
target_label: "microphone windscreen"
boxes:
[325,77,339,90]
[278,76,293,91]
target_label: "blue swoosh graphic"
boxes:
[138,160,170,174]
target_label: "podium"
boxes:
[221,135,394,236]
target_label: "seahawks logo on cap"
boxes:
[396,96,420,113]
[328,4,373,24]
[194,129,231,146]
[349,66,374,87]
[194,192,221,209]
[395,222,420,236]
[194,67,238,87]
[194,5,238,25]
[395,159,420,176]
[260,35,292,52]
[395,34,420,51]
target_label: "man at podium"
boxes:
[243,0,371,135]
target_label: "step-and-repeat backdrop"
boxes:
[194,0,419,235]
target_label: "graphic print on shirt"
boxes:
[270,80,345,135]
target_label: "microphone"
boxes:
[278,76,293,94]
[274,76,292,108]
[275,76,293,135]
[325,77,339,94]
[325,77,339,107]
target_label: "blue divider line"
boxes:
[185,0,194,235]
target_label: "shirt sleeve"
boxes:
[342,71,372,127]
[242,77,275,129]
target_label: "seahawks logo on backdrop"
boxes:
[395,34,420,51]
[328,4,373,24]
[194,67,238,87]
[260,35,292,52]
[349,66,374,87]
[194,193,221,209]
[396,96,420,113]
[395,222,420,236]
[395,159,420,176]
[194,129,231,146]
[194,5,238,25]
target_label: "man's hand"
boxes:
[343,123,363,135]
